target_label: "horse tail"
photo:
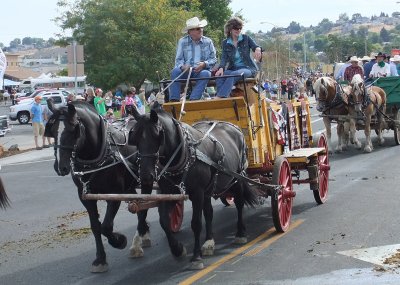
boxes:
[0,177,10,210]
[238,175,259,208]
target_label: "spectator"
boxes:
[215,17,262,98]
[104,91,113,110]
[86,87,95,105]
[280,79,287,99]
[124,90,135,116]
[270,80,278,100]
[105,108,115,123]
[287,79,295,100]
[169,17,217,102]
[10,90,16,105]
[3,90,9,105]
[30,95,48,150]
[306,77,314,97]
[94,88,106,116]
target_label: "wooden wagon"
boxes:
[162,77,330,232]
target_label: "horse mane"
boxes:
[351,74,363,85]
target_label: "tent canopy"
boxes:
[3,79,20,86]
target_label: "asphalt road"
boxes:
[1,99,400,284]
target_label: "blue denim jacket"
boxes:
[219,34,260,76]
[174,35,217,69]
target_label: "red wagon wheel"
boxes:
[271,156,294,233]
[220,195,234,206]
[169,201,184,233]
[313,133,330,204]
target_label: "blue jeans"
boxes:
[169,67,211,101]
[216,68,253,98]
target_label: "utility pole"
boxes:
[303,33,307,74]
[73,40,77,95]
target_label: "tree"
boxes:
[357,26,368,38]
[288,21,301,34]
[338,13,349,22]
[56,0,201,90]
[293,42,303,52]
[315,18,333,35]
[9,38,21,48]
[380,27,390,42]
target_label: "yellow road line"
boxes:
[245,219,303,256]
[179,219,304,285]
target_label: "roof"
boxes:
[5,68,41,81]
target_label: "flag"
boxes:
[0,47,6,86]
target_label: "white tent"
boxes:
[3,79,20,86]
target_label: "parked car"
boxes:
[9,91,69,124]
[16,89,50,103]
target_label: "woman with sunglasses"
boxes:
[215,17,262,98]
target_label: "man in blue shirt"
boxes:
[363,52,377,79]
[169,17,217,102]
[30,95,47,150]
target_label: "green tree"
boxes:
[380,27,390,42]
[56,0,198,90]
[9,38,21,48]
[288,21,300,34]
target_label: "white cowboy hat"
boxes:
[348,56,359,62]
[360,55,371,61]
[75,95,85,100]
[182,17,208,33]
[390,54,400,62]
[369,52,378,58]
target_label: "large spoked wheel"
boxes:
[220,195,234,206]
[169,201,184,233]
[394,110,400,145]
[313,133,330,204]
[271,156,294,233]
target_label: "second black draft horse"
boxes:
[46,100,150,273]
[128,104,258,270]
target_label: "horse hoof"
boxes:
[364,146,372,153]
[201,239,215,256]
[90,263,109,273]
[142,239,151,248]
[189,260,204,270]
[109,233,127,249]
[234,236,247,244]
[129,247,144,258]
[379,139,385,146]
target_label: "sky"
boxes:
[1,0,400,46]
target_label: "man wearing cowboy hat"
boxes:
[390,54,400,76]
[370,52,391,78]
[169,17,217,102]
[343,56,364,81]
[388,55,399,76]
[335,56,352,81]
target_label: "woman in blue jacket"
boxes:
[215,17,262,98]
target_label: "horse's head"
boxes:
[129,107,164,191]
[314,77,336,112]
[350,74,364,112]
[48,99,86,176]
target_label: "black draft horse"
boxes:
[0,176,10,210]
[128,104,258,270]
[46,100,150,273]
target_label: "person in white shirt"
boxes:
[370,52,391,78]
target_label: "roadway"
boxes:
[1,98,400,284]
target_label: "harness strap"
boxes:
[157,141,183,180]
[195,149,280,191]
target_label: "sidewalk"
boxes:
[0,147,54,166]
